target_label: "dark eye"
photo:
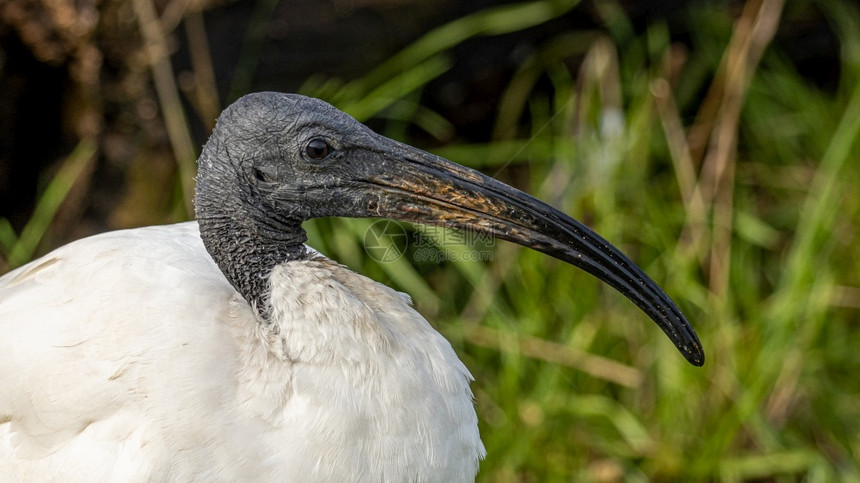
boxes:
[306,138,331,160]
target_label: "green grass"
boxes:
[3,0,860,480]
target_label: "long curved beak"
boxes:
[358,136,704,366]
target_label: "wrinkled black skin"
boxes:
[196,94,376,314]
[195,92,705,366]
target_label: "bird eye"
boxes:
[305,138,331,160]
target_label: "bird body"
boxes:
[0,222,482,481]
[1,92,701,480]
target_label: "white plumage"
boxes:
[0,222,483,481]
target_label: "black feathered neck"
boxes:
[197,212,308,317]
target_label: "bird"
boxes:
[0,92,703,481]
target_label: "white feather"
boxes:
[0,221,484,481]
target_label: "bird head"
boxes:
[196,92,704,366]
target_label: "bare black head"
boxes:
[196,93,376,312]
[196,92,704,366]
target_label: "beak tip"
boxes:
[684,345,705,367]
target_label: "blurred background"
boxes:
[1,0,859,480]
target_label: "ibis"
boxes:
[0,92,703,481]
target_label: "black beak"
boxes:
[358,136,704,366]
